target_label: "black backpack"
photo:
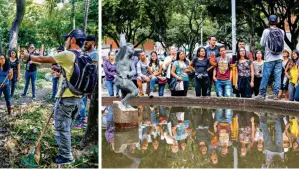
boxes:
[61,50,98,95]
[267,28,284,55]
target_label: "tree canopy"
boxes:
[0,0,98,54]
[103,0,299,52]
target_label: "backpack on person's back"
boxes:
[61,50,98,95]
[267,28,284,55]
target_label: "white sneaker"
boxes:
[149,92,154,98]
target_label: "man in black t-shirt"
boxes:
[20,43,41,100]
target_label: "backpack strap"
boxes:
[58,50,83,98]
[57,68,68,99]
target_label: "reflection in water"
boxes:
[102,106,299,168]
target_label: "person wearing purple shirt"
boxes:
[103,51,120,97]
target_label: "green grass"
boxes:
[9,103,97,168]
[7,62,97,168]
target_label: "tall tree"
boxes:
[202,0,299,50]
[255,0,299,50]
[72,0,76,29]
[9,0,26,50]
[80,79,98,147]
[102,0,154,48]
[143,0,174,49]
[83,0,89,33]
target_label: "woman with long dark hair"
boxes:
[148,51,165,97]
[103,51,120,97]
[285,50,299,101]
[170,50,190,96]
[278,49,290,100]
[0,53,13,114]
[9,49,20,98]
[190,47,209,96]
[253,50,264,96]
[235,47,254,98]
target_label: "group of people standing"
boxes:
[103,14,299,103]
[0,35,98,130]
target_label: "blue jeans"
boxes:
[149,76,166,96]
[22,70,37,97]
[260,114,283,152]
[288,82,296,101]
[259,60,282,96]
[105,106,114,122]
[9,80,17,98]
[215,109,233,123]
[215,80,232,97]
[0,83,11,112]
[78,95,87,121]
[54,98,80,160]
[52,77,59,99]
[294,85,299,102]
[106,80,120,96]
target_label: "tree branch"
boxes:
[103,30,119,47]
[258,2,269,19]
[134,29,154,48]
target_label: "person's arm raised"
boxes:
[23,53,56,64]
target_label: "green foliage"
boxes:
[1,0,98,50]
[102,0,154,47]
[0,0,13,51]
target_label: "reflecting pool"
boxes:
[102,105,299,168]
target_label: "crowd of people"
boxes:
[0,29,98,165]
[102,15,299,102]
[103,105,299,168]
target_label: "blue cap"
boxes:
[63,29,86,40]
[269,15,277,24]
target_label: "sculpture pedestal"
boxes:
[112,101,138,128]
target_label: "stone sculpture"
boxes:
[114,34,139,110]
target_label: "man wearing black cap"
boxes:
[254,15,285,100]
[73,35,98,129]
[20,43,41,100]
[22,29,86,164]
[48,46,64,102]
[84,35,98,65]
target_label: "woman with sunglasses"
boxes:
[235,47,254,98]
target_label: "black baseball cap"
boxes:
[63,29,86,40]
[269,15,277,24]
[57,46,64,51]
[86,35,96,42]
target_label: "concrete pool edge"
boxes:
[102,96,299,114]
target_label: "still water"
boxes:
[102,105,299,168]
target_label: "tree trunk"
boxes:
[80,79,98,147]
[0,37,3,54]
[72,0,76,29]
[83,0,89,33]
[9,0,26,50]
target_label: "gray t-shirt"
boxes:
[253,60,264,77]
[260,27,285,62]
[88,49,98,63]
[137,59,150,78]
